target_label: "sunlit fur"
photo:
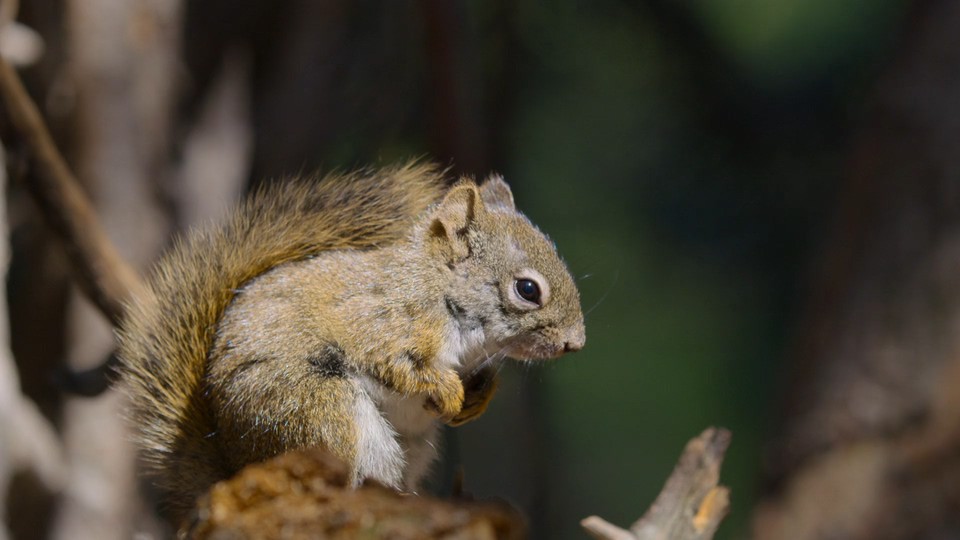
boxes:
[117,162,584,524]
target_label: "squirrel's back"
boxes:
[117,162,447,518]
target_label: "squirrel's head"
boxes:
[423,175,585,360]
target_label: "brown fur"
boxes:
[118,162,448,521]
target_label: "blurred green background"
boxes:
[189,0,908,537]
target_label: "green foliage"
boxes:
[695,0,907,87]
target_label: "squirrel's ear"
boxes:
[429,183,481,260]
[479,175,515,212]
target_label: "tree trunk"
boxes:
[755,2,960,538]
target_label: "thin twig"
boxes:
[0,55,144,326]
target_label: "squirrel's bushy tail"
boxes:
[117,162,447,520]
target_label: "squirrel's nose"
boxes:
[563,334,585,353]
[563,324,586,353]
[563,319,587,353]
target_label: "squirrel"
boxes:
[117,161,585,524]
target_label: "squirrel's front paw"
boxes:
[423,370,464,420]
[448,368,499,427]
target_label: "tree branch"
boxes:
[582,427,731,540]
[0,55,144,327]
[188,448,526,539]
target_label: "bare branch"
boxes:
[583,517,638,540]
[582,428,731,540]
[0,55,144,327]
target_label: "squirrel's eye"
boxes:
[515,279,541,305]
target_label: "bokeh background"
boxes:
[10,0,958,539]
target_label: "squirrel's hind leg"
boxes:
[207,350,390,481]
[351,384,405,488]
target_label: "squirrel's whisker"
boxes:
[584,268,619,319]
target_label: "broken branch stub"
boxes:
[582,427,732,540]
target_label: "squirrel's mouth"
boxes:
[504,341,567,361]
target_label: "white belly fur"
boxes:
[352,323,496,490]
